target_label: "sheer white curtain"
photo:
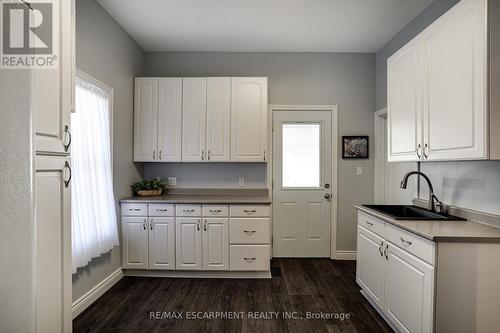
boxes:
[71,76,118,273]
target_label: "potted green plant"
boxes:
[131,177,167,197]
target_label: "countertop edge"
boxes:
[119,197,272,204]
[355,205,500,243]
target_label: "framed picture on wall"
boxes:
[342,136,369,159]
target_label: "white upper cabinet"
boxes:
[158,78,182,162]
[387,37,422,162]
[387,0,487,162]
[182,78,207,162]
[134,77,158,162]
[206,77,231,162]
[231,77,268,162]
[421,0,487,161]
[34,0,74,155]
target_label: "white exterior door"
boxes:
[157,78,182,162]
[206,77,231,162]
[422,0,487,161]
[231,77,268,162]
[385,243,435,333]
[148,217,176,270]
[121,217,149,269]
[182,78,207,162]
[272,110,332,257]
[356,226,385,308]
[134,77,158,162]
[176,218,203,270]
[35,156,71,333]
[202,218,229,270]
[387,37,422,162]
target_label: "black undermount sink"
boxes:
[362,205,465,221]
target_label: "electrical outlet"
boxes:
[356,166,363,176]
[238,177,245,187]
[167,177,177,186]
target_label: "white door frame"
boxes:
[269,105,338,259]
[374,108,387,204]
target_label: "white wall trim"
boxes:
[72,268,123,319]
[123,270,271,279]
[269,105,339,260]
[334,250,357,261]
[374,108,387,204]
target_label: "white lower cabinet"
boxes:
[121,216,149,269]
[176,217,203,270]
[202,218,229,270]
[149,217,176,270]
[356,211,435,333]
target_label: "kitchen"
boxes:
[1,0,499,332]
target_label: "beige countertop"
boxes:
[356,205,500,243]
[120,188,271,204]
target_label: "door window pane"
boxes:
[282,123,321,188]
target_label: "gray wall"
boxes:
[73,0,144,301]
[0,72,35,331]
[143,52,376,251]
[376,0,500,216]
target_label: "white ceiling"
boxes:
[96,0,433,53]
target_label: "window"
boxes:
[282,123,321,188]
[71,72,118,273]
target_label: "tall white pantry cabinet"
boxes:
[33,0,75,332]
[133,77,268,163]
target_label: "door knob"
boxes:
[324,193,331,199]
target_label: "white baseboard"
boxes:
[72,268,124,319]
[334,250,357,260]
[123,269,271,279]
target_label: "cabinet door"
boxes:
[176,218,203,270]
[158,78,182,162]
[134,77,158,162]
[33,0,72,155]
[182,78,207,162]
[387,38,422,162]
[121,217,149,269]
[422,0,487,161]
[203,218,229,271]
[206,77,231,162]
[148,217,176,270]
[231,77,268,162]
[384,243,434,333]
[35,156,71,333]
[356,226,385,308]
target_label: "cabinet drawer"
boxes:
[202,205,229,217]
[176,204,202,217]
[230,218,270,244]
[230,245,270,271]
[149,204,175,217]
[230,205,270,217]
[358,212,385,237]
[121,203,148,216]
[386,223,436,266]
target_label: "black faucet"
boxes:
[400,171,443,213]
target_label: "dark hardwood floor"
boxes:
[74,259,392,333]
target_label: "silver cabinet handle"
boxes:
[183,209,195,213]
[208,150,211,161]
[150,218,153,230]
[244,257,256,263]
[63,125,72,152]
[263,149,266,161]
[379,241,384,256]
[197,219,201,231]
[416,144,422,159]
[366,221,374,226]
[159,150,162,160]
[157,209,169,212]
[384,244,389,260]
[400,237,412,246]
[153,149,156,160]
[423,143,429,159]
[63,161,72,188]
[209,209,222,214]
[243,209,256,214]
[129,208,141,211]
[243,230,256,235]
[143,218,146,230]
[201,150,205,161]
[204,219,207,231]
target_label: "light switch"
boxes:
[239,177,245,187]
[167,177,177,186]
[356,166,363,176]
